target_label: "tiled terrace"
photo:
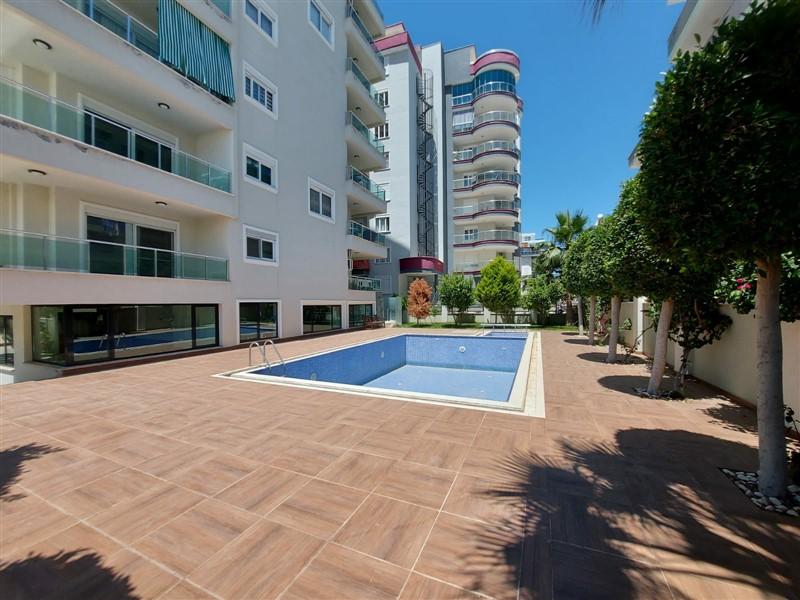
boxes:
[1,329,798,599]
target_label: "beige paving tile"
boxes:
[161,580,217,599]
[318,451,395,491]
[400,573,483,599]
[103,549,179,599]
[233,431,296,463]
[472,427,531,452]
[189,520,323,599]
[334,495,438,568]
[375,461,456,509]
[269,440,346,476]
[313,423,372,448]
[423,419,481,445]
[354,431,417,459]
[378,414,435,437]
[267,479,367,539]
[0,495,78,554]
[215,465,311,514]
[51,468,162,519]
[403,438,470,471]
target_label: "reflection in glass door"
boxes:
[137,226,174,278]
[87,216,126,275]
[69,307,111,363]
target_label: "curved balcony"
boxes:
[453,140,520,172]
[453,199,520,225]
[471,50,521,78]
[452,111,520,144]
[453,171,520,198]
[452,81,522,113]
[453,229,520,249]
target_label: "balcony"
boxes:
[349,275,382,292]
[453,140,520,172]
[346,112,387,171]
[347,166,387,215]
[0,76,234,212]
[454,229,520,248]
[452,81,522,113]
[452,111,521,144]
[347,221,387,260]
[453,171,520,197]
[345,5,385,81]
[0,229,229,281]
[452,262,486,274]
[453,199,520,225]
[345,59,385,126]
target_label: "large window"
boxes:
[348,304,373,328]
[308,0,333,46]
[0,316,13,365]
[31,304,218,366]
[309,179,334,221]
[244,64,277,117]
[239,302,278,342]
[244,0,277,43]
[374,122,389,140]
[243,225,278,266]
[243,144,278,192]
[374,215,390,233]
[303,305,342,334]
[86,215,175,278]
[376,90,389,108]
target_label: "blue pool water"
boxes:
[253,334,527,402]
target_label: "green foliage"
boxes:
[538,210,589,278]
[716,252,800,322]
[475,257,521,320]
[522,275,563,324]
[438,274,475,324]
[637,0,800,268]
[561,226,611,298]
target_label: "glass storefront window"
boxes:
[303,305,342,334]
[239,302,278,342]
[194,305,218,348]
[1,316,13,365]
[348,304,373,328]
[32,306,66,364]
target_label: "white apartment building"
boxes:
[362,28,522,318]
[0,0,387,383]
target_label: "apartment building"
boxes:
[0,0,387,383]
[363,29,522,318]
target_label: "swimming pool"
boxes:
[235,333,533,406]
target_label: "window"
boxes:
[308,0,333,47]
[374,122,389,139]
[244,64,277,116]
[0,315,13,365]
[374,216,390,233]
[377,183,389,202]
[244,225,279,266]
[375,247,390,264]
[245,0,277,43]
[239,302,278,341]
[308,179,334,221]
[303,304,342,334]
[243,144,278,192]
[348,304,373,328]
[464,228,478,241]
[375,90,389,108]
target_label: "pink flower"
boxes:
[736,278,744,284]
[744,283,752,290]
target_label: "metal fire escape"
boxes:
[416,71,436,257]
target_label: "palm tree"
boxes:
[542,210,589,326]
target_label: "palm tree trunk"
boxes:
[606,295,621,363]
[588,296,596,346]
[576,296,584,336]
[755,256,786,497]
[647,298,674,396]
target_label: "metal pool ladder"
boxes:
[248,339,287,375]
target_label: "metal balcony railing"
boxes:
[453,230,520,244]
[453,140,520,162]
[345,5,385,68]
[453,170,521,190]
[348,221,386,246]
[346,59,385,110]
[349,275,382,291]
[0,229,229,281]
[0,76,232,192]
[62,0,158,57]
[452,110,521,134]
[453,199,521,217]
[347,166,386,202]
[346,111,385,154]
[452,80,519,107]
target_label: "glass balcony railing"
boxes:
[0,229,229,281]
[210,0,231,16]
[454,230,520,244]
[453,262,485,273]
[453,111,520,134]
[452,81,518,107]
[346,58,383,109]
[453,171,521,190]
[349,275,382,291]
[62,0,158,58]
[453,199,521,216]
[346,112,385,154]
[453,140,520,162]
[345,5,384,68]
[0,76,232,193]
[347,166,386,202]
[349,221,386,246]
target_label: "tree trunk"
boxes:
[647,298,674,396]
[576,296,584,336]
[755,256,786,497]
[588,296,596,346]
[565,293,574,325]
[606,295,621,363]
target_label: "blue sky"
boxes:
[380,0,683,238]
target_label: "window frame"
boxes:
[301,302,343,335]
[308,0,334,50]
[243,224,279,267]
[307,177,336,223]
[243,62,278,118]
[375,90,389,108]
[242,143,278,193]
[374,215,390,234]
[374,122,389,140]
[237,300,280,343]
[374,246,391,264]
[0,315,13,366]
[244,0,278,46]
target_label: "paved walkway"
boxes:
[0,329,798,599]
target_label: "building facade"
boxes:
[0,0,387,383]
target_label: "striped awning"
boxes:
[158,0,235,103]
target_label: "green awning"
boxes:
[158,0,235,103]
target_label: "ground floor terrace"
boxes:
[1,329,798,599]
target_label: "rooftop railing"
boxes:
[454,229,520,244]
[0,228,229,281]
[453,170,521,190]
[349,275,382,291]
[348,221,387,246]
[0,76,231,193]
[347,166,386,203]
[453,140,520,162]
[346,111,385,154]
[345,5,385,68]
